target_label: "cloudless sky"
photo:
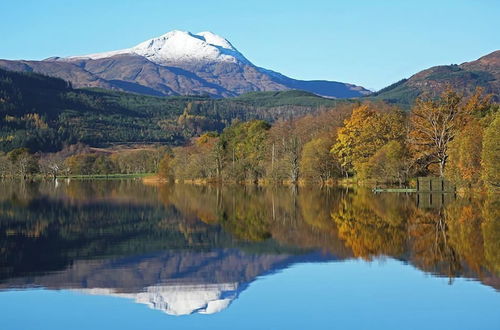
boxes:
[0,0,499,90]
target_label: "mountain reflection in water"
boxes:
[0,179,498,315]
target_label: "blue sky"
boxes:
[1,260,500,329]
[0,0,499,90]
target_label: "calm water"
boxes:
[0,180,498,330]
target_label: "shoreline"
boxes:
[0,175,494,195]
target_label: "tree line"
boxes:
[158,87,498,191]
[1,86,497,191]
[0,144,170,178]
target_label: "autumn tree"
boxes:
[332,102,406,178]
[93,155,116,176]
[285,135,301,183]
[64,153,116,175]
[364,140,410,185]
[300,134,340,183]
[446,119,483,187]
[266,120,302,184]
[481,112,500,190]
[265,105,353,183]
[158,153,174,181]
[0,152,14,177]
[7,148,39,178]
[65,154,89,175]
[196,132,223,179]
[409,87,492,177]
[171,133,222,181]
[39,152,68,178]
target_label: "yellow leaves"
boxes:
[462,87,493,117]
[22,113,48,129]
[481,112,500,191]
[158,153,174,180]
[331,190,408,260]
[409,87,495,178]
[195,132,217,146]
[4,115,15,122]
[482,196,500,274]
[332,102,406,177]
[446,119,483,186]
[364,140,409,184]
[0,135,14,142]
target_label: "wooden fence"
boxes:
[417,177,455,192]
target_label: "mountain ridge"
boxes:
[371,50,500,106]
[0,30,370,98]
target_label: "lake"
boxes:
[0,179,498,329]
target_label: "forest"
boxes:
[0,68,498,191]
[156,87,499,191]
[0,68,343,152]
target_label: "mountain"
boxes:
[0,30,370,98]
[371,50,500,106]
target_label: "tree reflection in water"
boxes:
[0,179,498,314]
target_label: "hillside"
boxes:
[0,68,343,152]
[370,50,499,106]
[0,30,370,98]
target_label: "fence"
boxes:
[417,177,454,192]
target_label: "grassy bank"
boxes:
[56,173,154,180]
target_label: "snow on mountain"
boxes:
[77,282,240,316]
[0,29,371,98]
[65,30,251,65]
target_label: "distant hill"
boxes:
[0,68,344,152]
[0,30,370,98]
[370,50,500,107]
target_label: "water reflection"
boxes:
[0,179,498,316]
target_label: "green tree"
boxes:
[220,120,270,183]
[364,140,409,185]
[300,135,339,183]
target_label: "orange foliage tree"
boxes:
[409,87,492,177]
[331,103,406,178]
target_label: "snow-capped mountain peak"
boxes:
[22,29,371,98]
[196,31,235,50]
[65,30,251,65]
